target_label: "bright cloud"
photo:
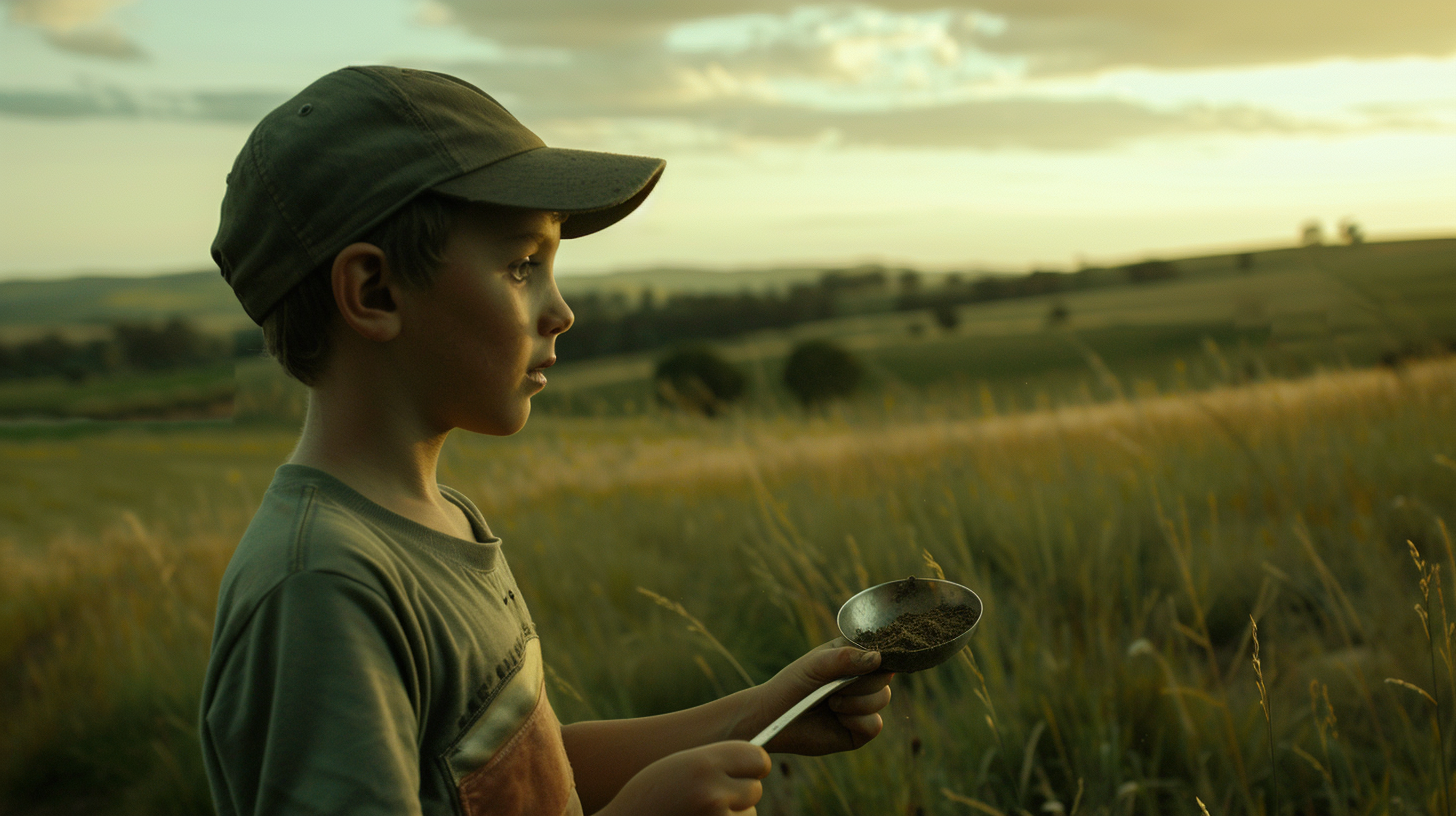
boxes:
[7,0,128,31]
[5,0,143,60]
[434,0,1456,70]
[661,6,1024,109]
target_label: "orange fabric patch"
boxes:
[457,690,581,816]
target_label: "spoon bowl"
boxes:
[749,576,983,747]
[838,576,983,673]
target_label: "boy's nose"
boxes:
[539,287,573,337]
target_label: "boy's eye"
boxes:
[510,258,538,282]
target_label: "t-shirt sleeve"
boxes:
[202,570,423,816]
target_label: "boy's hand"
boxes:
[740,639,893,755]
[598,741,770,816]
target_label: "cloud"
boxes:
[968,0,1456,74]
[0,71,1348,153]
[0,84,285,122]
[446,55,1354,150]
[658,7,1024,107]
[413,2,1456,151]
[432,0,1456,72]
[8,0,125,30]
[636,97,1335,151]
[3,0,1446,157]
[424,0,767,48]
[5,0,146,61]
[40,24,143,60]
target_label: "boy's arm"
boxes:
[202,571,423,816]
[562,643,890,814]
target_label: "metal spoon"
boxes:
[749,577,983,748]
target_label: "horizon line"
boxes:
[1,229,1453,285]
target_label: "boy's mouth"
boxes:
[526,356,555,386]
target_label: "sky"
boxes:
[0,0,1453,281]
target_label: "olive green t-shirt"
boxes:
[199,464,582,816]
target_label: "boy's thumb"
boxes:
[789,642,881,686]
[813,646,878,680]
[849,647,881,671]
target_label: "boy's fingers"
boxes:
[713,742,772,779]
[828,684,891,715]
[835,669,894,696]
[837,712,884,743]
[723,778,764,811]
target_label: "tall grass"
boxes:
[4,359,1456,813]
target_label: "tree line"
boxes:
[2,258,1185,383]
[558,260,1179,362]
[0,318,258,382]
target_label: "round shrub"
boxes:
[931,303,959,332]
[783,340,863,407]
[653,345,746,417]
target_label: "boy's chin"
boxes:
[460,404,530,437]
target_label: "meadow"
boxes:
[531,238,1456,418]
[5,351,1456,814]
[5,237,1455,423]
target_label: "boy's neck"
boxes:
[286,381,473,540]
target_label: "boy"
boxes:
[200,66,893,816]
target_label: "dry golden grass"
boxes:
[4,358,1456,814]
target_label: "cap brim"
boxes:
[430,147,664,239]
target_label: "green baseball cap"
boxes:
[213,65,666,324]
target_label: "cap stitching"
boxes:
[354,67,460,173]
[248,123,315,282]
[397,73,469,171]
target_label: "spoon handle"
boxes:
[749,675,858,748]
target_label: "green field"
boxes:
[0,364,235,421]
[2,237,1452,422]
[3,237,1455,813]
[533,238,1456,416]
[5,356,1456,814]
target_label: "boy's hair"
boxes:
[264,193,459,385]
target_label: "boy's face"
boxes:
[394,205,572,436]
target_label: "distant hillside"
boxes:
[0,265,841,338]
[556,266,861,297]
[2,237,1451,340]
[0,270,243,339]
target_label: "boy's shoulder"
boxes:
[218,464,500,613]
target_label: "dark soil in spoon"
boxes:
[890,575,920,603]
[853,605,978,654]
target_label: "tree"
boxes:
[931,303,959,332]
[653,345,745,417]
[112,317,217,370]
[1300,219,1324,247]
[898,270,921,296]
[782,340,863,407]
[1339,218,1364,245]
[895,270,922,309]
[1124,260,1178,284]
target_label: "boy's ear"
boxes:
[331,242,401,342]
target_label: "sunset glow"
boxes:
[1,0,1452,279]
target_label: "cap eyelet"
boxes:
[298,103,313,116]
